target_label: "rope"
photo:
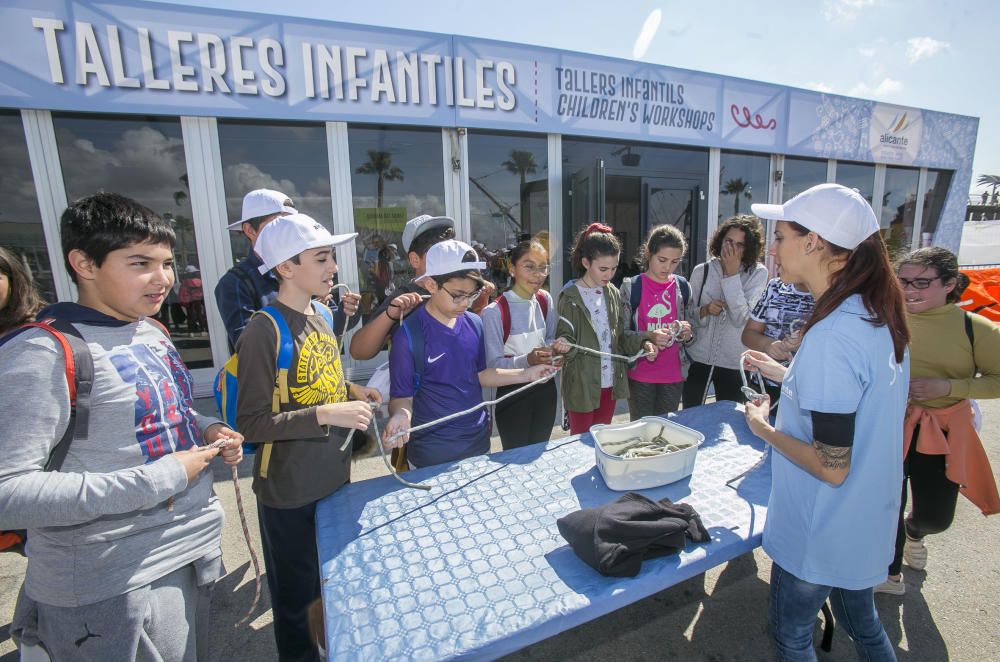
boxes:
[559,341,654,365]
[385,369,561,446]
[230,464,262,627]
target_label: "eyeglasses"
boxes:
[518,263,550,275]
[898,276,941,290]
[440,285,483,305]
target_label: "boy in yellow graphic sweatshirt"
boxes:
[235,213,380,662]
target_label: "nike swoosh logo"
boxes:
[428,353,445,364]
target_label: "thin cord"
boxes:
[230,464,261,627]
[385,369,561,445]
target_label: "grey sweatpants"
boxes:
[14,563,213,662]
[627,379,683,420]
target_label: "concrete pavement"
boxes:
[2,399,998,661]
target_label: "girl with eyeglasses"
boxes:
[481,240,560,448]
[875,247,1000,596]
[551,223,658,435]
[619,224,694,419]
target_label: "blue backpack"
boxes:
[399,310,483,391]
[214,302,334,464]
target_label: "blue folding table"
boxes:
[315,401,771,661]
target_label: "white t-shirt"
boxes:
[576,283,613,388]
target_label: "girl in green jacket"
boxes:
[552,223,658,435]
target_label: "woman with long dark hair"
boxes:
[875,247,1000,595]
[682,214,768,407]
[743,183,910,660]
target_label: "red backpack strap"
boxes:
[20,321,78,406]
[15,319,94,470]
[535,290,549,319]
[144,317,171,339]
[497,294,512,344]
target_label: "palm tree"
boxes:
[501,150,539,234]
[721,178,752,215]
[977,174,1000,205]
[501,150,538,190]
[356,150,404,208]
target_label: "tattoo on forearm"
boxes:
[813,441,851,470]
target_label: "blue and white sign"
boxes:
[0,0,979,252]
[0,0,976,170]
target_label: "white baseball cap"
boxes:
[419,240,486,280]
[254,213,357,274]
[228,189,296,229]
[401,214,454,253]
[751,183,879,250]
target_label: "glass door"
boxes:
[642,177,701,277]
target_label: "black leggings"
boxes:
[495,378,558,450]
[888,428,960,576]
[682,361,746,409]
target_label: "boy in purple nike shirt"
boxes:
[386,240,557,468]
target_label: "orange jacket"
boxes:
[904,400,1000,516]
[959,268,1000,323]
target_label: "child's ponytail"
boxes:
[570,223,620,275]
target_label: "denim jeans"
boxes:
[770,563,896,661]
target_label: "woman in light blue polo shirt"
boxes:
[744,184,910,661]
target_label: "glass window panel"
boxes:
[52,113,213,368]
[562,138,708,281]
[719,151,769,221]
[881,166,920,258]
[0,111,55,303]
[348,125,444,320]
[218,120,331,263]
[835,161,875,205]
[468,130,548,294]
[921,169,953,241]
[782,157,828,202]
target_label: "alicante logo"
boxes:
[869,104,921,164]
[880,113,910,146]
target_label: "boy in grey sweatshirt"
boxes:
[0,193,243,661]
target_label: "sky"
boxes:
[151,0,997,197]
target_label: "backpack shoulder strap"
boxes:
[143,316,171,339]
[676,275,691,308]
[310,300,335,331]
[964,311,977,376]
[15,319,94,471]
[232,265,260,304]
[497,294,512,343]
[256,306,295,407]
[535,290,549,319]
[401,313,426,392]
[629,276,642,314]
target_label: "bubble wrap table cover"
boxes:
[316,401,770,661]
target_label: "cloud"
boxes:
[55,124,193,218]
[859,46,877,57]
[806,82,835,93]
[906,37,950,63]
[633,9,662,59]
[849,78,904,98]
[823,0,879,21]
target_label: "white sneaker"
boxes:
[903,536,927,571]
[874,577,906,596]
